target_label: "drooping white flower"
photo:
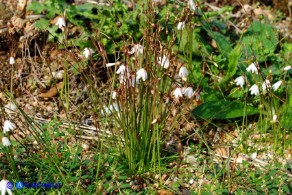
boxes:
[246,63,258,74]
[272,80,282,91]
[129,44,143,55]
[272,114,278,123]
[55,17,66,31]
[262,79,271,92]
[101,103,119,116]
[116,65,131,84]
[179,66,188,81]
[249,84,260,96]
[3,120,16,133]
[183,87,194,98]
[112,91,117,100]
[234,76,245,88]
[158,55,170,69]
[2,137,11,147]
[136,68,148,82]
[52,70,64,80]
[116,64,126,75]
[83,47,95,59]
[173,87,183,99]
[283,66,291,71]
[9,57,15,65]
[188,0,197,11]
[189,178,194,185]
[106,62,116,67]
[177,22,185,30]
[0,179,13,195]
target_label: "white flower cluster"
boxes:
[234,62,285,96]
[2,102,17,147]
[103,43,197,116]
[2,120,16,147]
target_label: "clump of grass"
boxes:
[85,1,198,174]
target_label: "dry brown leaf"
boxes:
[157,189,174,195]
[39,82,63,98]
[215,146,230,157]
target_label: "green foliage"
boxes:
[2,0,288,193]
[207,31,232,57]
[191,99,258,120]
[239,21,278,61]
[27,0,144,53]
[220,45,242,86]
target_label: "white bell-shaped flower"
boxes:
[55,17,66,31]
[83,47,95,59]
[272,80,282,91]
[136,68,148,83]
[234,76,245,88]
[158,55,170,69]
[179,66,188,81]
[3,120,16,133]
[129,44,143,55]
[183,87,194,98]
[283,66,291,71]
[249,84,260,96]
[9,57,15,65]
[173,87,183,99]
[177,22,185,30]
[246,63,258,74]
[2,137,11,147]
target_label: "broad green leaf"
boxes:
[239,21,278,61]
[191,100,258,120]
[207,31,232,56]
[220,44,241,85]
[34,18,50,30]
[26,2,46,13]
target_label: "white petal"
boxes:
[250,152,257,159]
[2,137,11,147]
[188,0,197,11]
[52,70,64,79]
[283,66,291,71]
[272,80,282,91]
[55,17,66,30]
[112,91,117,99]
[3,120,16,133]
[9,57,15,65]
[116,65,126,75]
[183,87,194,98]
[249,84,259,96]
[136,68,148,82]
[177,22,185,30]
[234,76,245,88]
[179,66,188,81]
[158,55,170,69]
[262,79,271,92]
[106,62,116,67]
[173,87,183,99]
[130,44,143,54]
[83,47,95,59]
[272,114,277,122]
[246,63,258,74]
